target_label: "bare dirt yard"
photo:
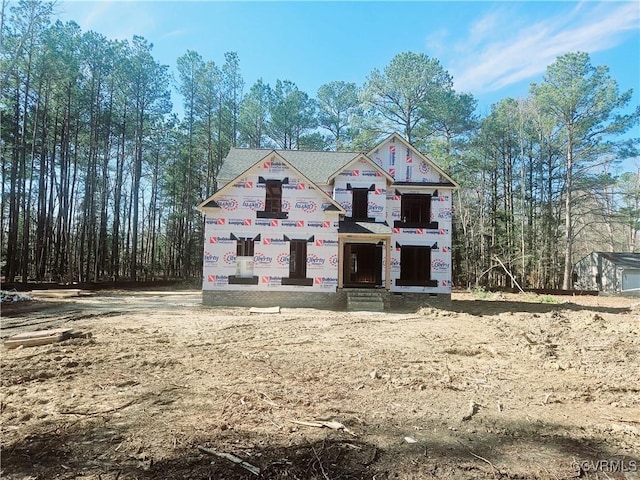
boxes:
[1,289,639,480]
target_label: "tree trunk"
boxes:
[562,137,573,290]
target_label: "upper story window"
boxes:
[345,184,375,222]
[352,188,369,221]
[257,178,288,219]
[394,193,438,229]
[265,180,282,213]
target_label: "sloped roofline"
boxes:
[595,251,640,269]
[197,150,346,214]
[368,133,460,188]
[327,152,395,183]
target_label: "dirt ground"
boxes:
[1,289,639,480]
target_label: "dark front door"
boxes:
[343,243,382,287]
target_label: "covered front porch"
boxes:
[337,221,392,290]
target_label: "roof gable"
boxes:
[218,148,361,187]
[197,151,345,214]
[327,153,394,183]
[367,133,459,188]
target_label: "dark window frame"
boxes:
[257,179,289,219]
[289,240,307,279]
[393,193,438,229]
[281,239,313,286]
[264,180,282,213]
[351,188,369,221]
[229,237,259,284]
[236,238,255,257]
[395,245,438,287]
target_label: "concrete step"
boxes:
[347,300,384,312]
[346,290,385,312]
[346,290,383,297]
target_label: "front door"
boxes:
[343,243,382,287]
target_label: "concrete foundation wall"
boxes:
[384,292,452,310]
[202,290,348,310]
[202,289,451,311]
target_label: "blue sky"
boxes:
[56,1,639,135]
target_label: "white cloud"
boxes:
[450,1,640,94]
[425,28,450,57]
[58,1,157,41]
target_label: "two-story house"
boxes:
[196,133,458,310]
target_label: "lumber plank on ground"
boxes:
[4,328,74,349]
[249,306,280,314]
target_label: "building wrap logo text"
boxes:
[438,208,453,219]
[228,218,252,226]
[431,259,450,271]
[253,252,273,265]
[368,202,384,214]
[263,237,286,246]
[242,198,265,211]
[306,254,325,267]
[307,221,331,229]
[203,253,219,265]
[256,219,279,227]
[276,253,289,265]
[315,239,339,247]
[209,236,234,244]
[207,275,229,285]
[263,161,287,172]
[295,200,317,213]
[217,198,238,210]
[314,276,338,287]
[281,220,304,228]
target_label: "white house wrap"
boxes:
[197,133,459,308]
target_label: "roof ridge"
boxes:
[229,146,362,155]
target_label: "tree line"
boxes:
[1,0,639,289]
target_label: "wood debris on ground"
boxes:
[249,306,280,314]
[3,328,91,349]
[292,419,357,436]
[197,446,260,476]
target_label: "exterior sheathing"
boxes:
[201,156,342,292]
[198,134,457,306]
[332,157,388,223]
[369,137,454,294]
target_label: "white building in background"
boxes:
[574,252,640,295]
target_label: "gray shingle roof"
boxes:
[338,221,392,235]
[218,148,362,187]
[597,252,640,269]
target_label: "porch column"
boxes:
[338,236,344,289]
[385,238,391,290]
